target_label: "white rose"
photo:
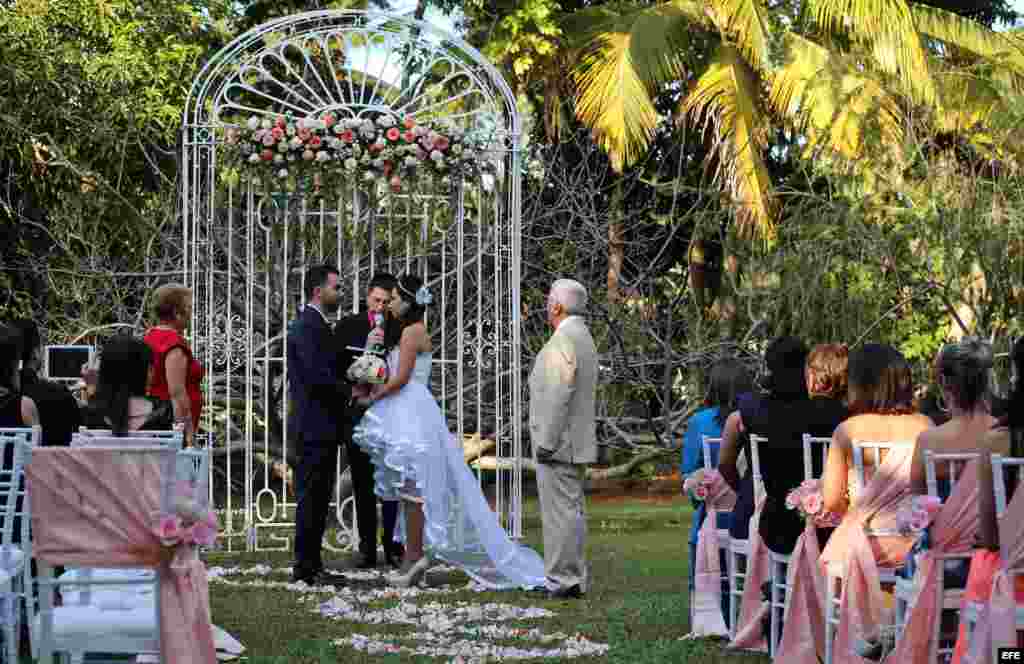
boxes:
[247,116,260,131]
[405,156,418,168]
[290,137,303,150]
[344,157,358,170]
[372,158,385,168]
[247,153,260,163]
[260,118,272,130]
[352,145,362,157]
[274,154,284,164]
[316,151,330,162]
[430,150,443,162]
[286,154,296,162]
[277,168,288,178]
[376,115,394,127]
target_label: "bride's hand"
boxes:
[351,383,370,399]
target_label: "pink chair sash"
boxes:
[884,458,980,664]
[729,491,769,651]
[820,445,915,664]
[691,477,737,637]
[25,448,217,664]
[964,479,1024,664]
[773,521,826,663]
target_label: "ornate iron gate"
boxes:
[180,11,523,552]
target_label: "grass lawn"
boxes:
[204,494,772,663]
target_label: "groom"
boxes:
[529,278,598,600]
[336,273,404,569]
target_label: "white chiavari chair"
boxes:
[893,450,979,663]
[961,454,1024,658]
[728,433,765,640]
[33,445,210,664]
[767,434,833,655]
[694,435,729,630]
[824,441,912,664]
[0,426,38,662]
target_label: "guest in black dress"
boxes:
[0,325,39,429]
[80,336,174,434]
[718,338,849,555]
[14,320,80,446]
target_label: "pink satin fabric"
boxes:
[691,476,737,637]
[956,480,1024,664]
[819,446,915,664]
[25,447,217,664]
[885,458,979,664]
[729,491,769,651]
[774,521,826,663]
[949,551,1024,664]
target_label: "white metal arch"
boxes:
[181,10,523,552]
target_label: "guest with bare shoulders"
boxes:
[0,325,39,429]
[909,338,996,497]
[81,336,175,434]
[820,344,933,516]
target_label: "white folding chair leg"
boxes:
[769,552,791,657]
[825,567,842,664]
[728,540,748,639]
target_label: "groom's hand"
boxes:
[535,446,555,464]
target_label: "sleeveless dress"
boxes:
[144,327,204,432]
[353,349,546,590]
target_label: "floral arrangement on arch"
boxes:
[156,480,219,549]
[222,112,497,194]
[895,495,942,537]
[785,479,843,527]
[683,469,724,502]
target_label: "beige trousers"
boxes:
[535,461,588,591]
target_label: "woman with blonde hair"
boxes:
[143,283,204,443]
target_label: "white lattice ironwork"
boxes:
[181,10,523,552]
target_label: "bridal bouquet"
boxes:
[785,479,843,527]
[683,469,723,502]
[347,353,388,385]
[156,480,219,548]
[896,495,942,537]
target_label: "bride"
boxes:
[352,274,546,589]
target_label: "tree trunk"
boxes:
[607,180,625,303]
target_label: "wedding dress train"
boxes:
[353,349,546,590]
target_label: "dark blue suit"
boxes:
[288,305,347,575]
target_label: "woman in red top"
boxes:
[144,284,204,444]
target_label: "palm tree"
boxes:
[564,0,1024,241]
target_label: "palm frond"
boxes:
[682,44,775,240]
[911,5,1024,73]
[769,34,903,160]
[709,0,771,69]
[570,1,705,171]
[807,0,935,105]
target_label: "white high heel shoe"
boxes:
[387,556,430,588]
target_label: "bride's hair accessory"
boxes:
[398,277,432,306]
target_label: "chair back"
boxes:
[748,434,767,501]
[72,429,183,450]
[169,448,212,515]
[923,450,980,499]
[851,441,914,538]
[802,434,831,482]
[0,426,40,547]
[701,436,723,471]
[991,454,1024,517]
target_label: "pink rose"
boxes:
[298,128,312,142]
[271,127,284,141]
[389,175,402,192]
[433,135,450,151]
[260,149,274,162]
[158,515,182,542]
[909,510,930,532]
[321,113,336,128]
[262,132,276,147]
[785,488,802,510]
[308,135,322,149]
[403,117,416,129]
[275,117,286,129]
[415,146,428,161]
[694,485,709,500]
[403,130,416,143]
[802,492,823,515]
[800,479,820,491]
[386,127,401,142]
[340,129,355,144]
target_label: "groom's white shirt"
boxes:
[528,315,598,465]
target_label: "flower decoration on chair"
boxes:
[156,480,219,549]
[785,479,843,527]
[683,469,722,503]
[895,495,942,538]
[221,112,497,194]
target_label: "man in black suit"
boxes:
[287,264,348,585]
[14,320,80,446]
[336,273,403,569]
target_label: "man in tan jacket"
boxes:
[529,279,598,599]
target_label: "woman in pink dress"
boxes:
[950,338,1024,664]
[818,344,932,664]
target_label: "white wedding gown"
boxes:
[354,349,545,590]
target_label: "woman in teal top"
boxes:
[682,359,752,625]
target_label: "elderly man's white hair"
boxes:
[548,279,588,315]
